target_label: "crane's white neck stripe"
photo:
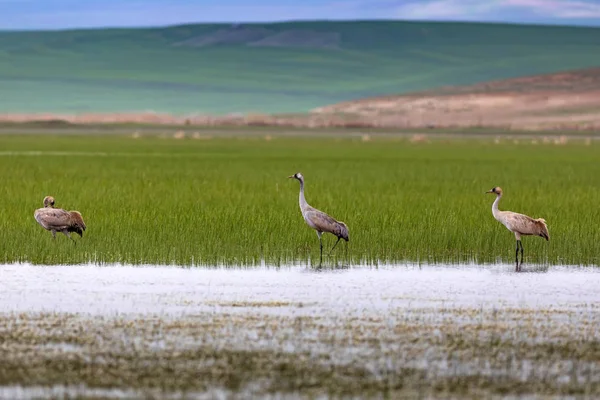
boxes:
[298,178,309,212]
[492,193,502,220]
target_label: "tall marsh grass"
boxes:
[0,134,599,266]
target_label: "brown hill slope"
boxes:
[312,67,600,131]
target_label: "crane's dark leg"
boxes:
[317,232,323,266]
[329,237,341,254]
[319,239,323,265]
[515,241,520,272]
[63,230,76,245]
[519,240,524,271]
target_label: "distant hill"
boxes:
[3,67,600,131]
[1,21,600,114]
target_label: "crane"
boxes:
[34,196,86,244]
[289,173,349,264]
[486,187,549,271]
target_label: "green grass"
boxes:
[0,132,599,267]
[1,21,600,113]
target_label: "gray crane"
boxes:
[289,172,349,264]
[486,187,549,271]
[34,196,87,244]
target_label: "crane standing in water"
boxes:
[289,173,349,264]
[486,187,549,272]
[34,196,87,244]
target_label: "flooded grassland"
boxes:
[1,134,599,267]
[0,264,599,399]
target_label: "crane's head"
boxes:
[338,221,349,242]
[43,196,55,208]
[288,172,304,182]
[486,187,503,196]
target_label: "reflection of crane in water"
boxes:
[486,187,549,272]
[34,196,87,244]
[289,173,349,264]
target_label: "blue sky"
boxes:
[2,0,600,30]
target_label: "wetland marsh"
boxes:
[1,131,600,398]
[1,132,599,267]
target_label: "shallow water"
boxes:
[1,263,599,398]
[1,263,599,315]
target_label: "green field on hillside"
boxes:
[1,21,600,114]
[1,132,599,267]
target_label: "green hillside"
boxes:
[1,20,600,114]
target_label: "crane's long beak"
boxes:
[485,189,494,194]
[288,175,294,179]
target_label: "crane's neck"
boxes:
[492,193,502,220]
[298,178,309,211]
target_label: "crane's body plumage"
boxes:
[487,187,549,271]
[34,196,86,243]
[290,173,349,263]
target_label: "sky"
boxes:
[2,0,600,30]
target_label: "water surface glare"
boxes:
[1,263,599,315]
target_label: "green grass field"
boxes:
[1,132,599,267]
[2,21,600,113]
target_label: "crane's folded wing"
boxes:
[505,213,548,238]
[305,209,344,236]
[34,208,72,230]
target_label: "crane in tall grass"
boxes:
[34,196,86,244]
[486,187,549,272]
[289,173,349,264]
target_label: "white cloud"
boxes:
[396,0,600,20]
[504,0,600,18]
[396,0,500,19]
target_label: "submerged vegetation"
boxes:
[1,307,598,398]
[0,132,599,266]
[1,264,599,398]
[0,265,600,399]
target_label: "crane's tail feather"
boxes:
[536,218,549,241]
[68,211,87,237]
